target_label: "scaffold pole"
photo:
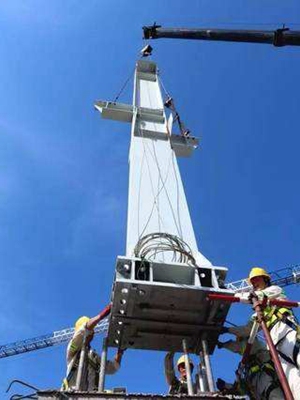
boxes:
[208,292,295,400]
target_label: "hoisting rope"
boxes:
[113,67,136,103]
[134,232,196,265]
[158,75,191,138]
[158,74,171,98]
[113,44,153,103]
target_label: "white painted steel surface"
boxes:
[126,60,209,266]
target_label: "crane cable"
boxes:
[113,45,154,103]
[113,67,136,103]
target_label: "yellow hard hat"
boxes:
[177,355,194,370]
[75,316,90,331]
[248,267,270,284]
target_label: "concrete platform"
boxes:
[37,390,246,400]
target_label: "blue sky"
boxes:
[1,0,300,396]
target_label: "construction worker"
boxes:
[164,352,197,394]
[227,267,300,398]
[62,304,124,391]
[217,336,283,399]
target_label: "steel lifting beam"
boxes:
[143,24,300,47]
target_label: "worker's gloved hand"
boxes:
[234,292,242,298]
[248,291,257,302]
[220,326,229,334]
[216,378,226,391]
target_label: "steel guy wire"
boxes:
[138,128,166,239]
[146,76,184,238]
[113,67,135,103]
[138,146,173,241]
[149,137,182,238]
[171,151,184,239]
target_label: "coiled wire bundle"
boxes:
[134,232,196,265]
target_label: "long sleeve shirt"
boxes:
[63,323,119,391]
[235,285,286,302]
[221,337,271,364]
[230,285,291,344]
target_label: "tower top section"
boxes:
[95,60,199,158]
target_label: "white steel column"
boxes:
[95,59,234,357]
[95,59,211,267]
[126,60,210,266]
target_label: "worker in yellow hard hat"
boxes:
[62,304,125,391]
[164,352,196,394]
[247,267,271,289]
[220,266,300,398]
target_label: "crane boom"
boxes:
[0,318,109,359]
[143,24,300,47]
[1,265,299,359]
